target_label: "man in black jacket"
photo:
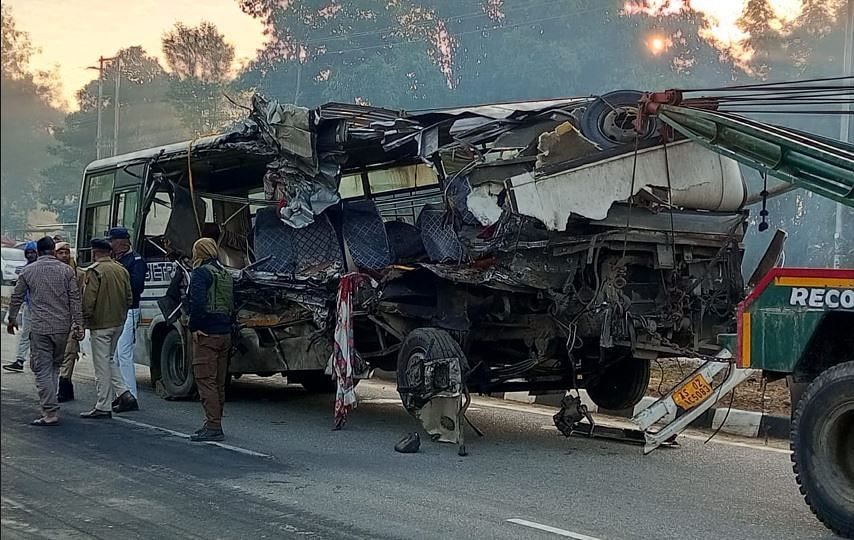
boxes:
[109,227,145,411]
[188,238,234,442]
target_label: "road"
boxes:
[0,333,839,540]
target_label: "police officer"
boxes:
[108,227,145,411]
[188,238,234,442]
[80,238,135,419]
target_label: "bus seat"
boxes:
[164,185,205,258]
[253,206,343,279]
[384,220,425,262]
[342,199,393,270]
[416,204,467,264]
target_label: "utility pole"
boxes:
[834,0,853,269]
[113,57,121,156]
[88,56,117,160]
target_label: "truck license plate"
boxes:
[673,374,713,410]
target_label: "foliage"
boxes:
[4,0,850,266]
[162,22,244,135]
[0,6,63,233]
[39,46,191,222]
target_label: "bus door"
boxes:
[78,165,144,265]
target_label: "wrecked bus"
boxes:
[77,92,747,434]
[77,96,446,397]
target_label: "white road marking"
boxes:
[678,433,791,454]
[507,518,603,539]
[113,417,271,458]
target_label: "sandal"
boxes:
[30,417,59,426]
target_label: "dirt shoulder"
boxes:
[647,358,791,417]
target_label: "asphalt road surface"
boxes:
[0,333,840,540]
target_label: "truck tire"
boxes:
[397,328,466,411]
[159,330,196,398]
[585,355,650,411]
[580,90,658,148]
[791,360,854,538]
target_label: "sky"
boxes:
[6,0,267,110]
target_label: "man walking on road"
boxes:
[109,227,145,411]
[188,238,234,442]
[80,239,136,419]
[3,241,39,373]
[6,237,82,426]
[55,242,85,402]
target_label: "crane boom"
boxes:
[639,95,854,208]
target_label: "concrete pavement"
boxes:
[0,333,840,540]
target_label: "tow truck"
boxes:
[611,87,854,537]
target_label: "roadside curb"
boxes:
[495,390,791,440]
[370,370,791,440]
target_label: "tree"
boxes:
[40,46,191,222]
[1,6,63,233]
[236,0,466,108]
[162,21,245,135]
[163,21,235,82]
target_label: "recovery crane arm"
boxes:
[639,92,854,207]
[626,92,854,454]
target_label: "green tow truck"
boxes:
[623,90,854,537]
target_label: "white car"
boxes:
[1,246,27,285]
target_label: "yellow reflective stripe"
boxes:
[741,312,751,369]
[775,277,854,288]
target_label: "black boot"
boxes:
[112,390,139,413]
[57,377,75,402]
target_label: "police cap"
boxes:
[90,238,112,252]
[108,227,130,240]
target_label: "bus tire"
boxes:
[159,330,196,399]
[791,360,854,538]
[396,328,466,412]
[585,355,650,411]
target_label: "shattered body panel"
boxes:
[92,89,746,404]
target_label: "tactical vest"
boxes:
[203,262,234,316]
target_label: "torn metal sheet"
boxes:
[253,95,315,165]
[535,122,599,169]
[507,140,747,230]
[466,183,504,226]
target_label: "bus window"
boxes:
[86,172,114,204]
[145,193,172,237]
[367,163,437,194]
[140,192,172,260]
[113,189,140,237]
[78,171,116,263]
[339,173,365,198]
[83,205,110,244]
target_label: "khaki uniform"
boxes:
[82,260,133,330]
[60,267,86,379]
[82,258,133,412]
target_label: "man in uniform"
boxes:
[55,242,85,402]
[108,227,146,411]
[188,238,234,442]
[80,238,136,419]
[6,237,82,426]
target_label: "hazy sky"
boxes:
[7,0,267,109]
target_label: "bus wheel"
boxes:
[160,330,196,399]
[791,360,854,538]
[585,354,650,411]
